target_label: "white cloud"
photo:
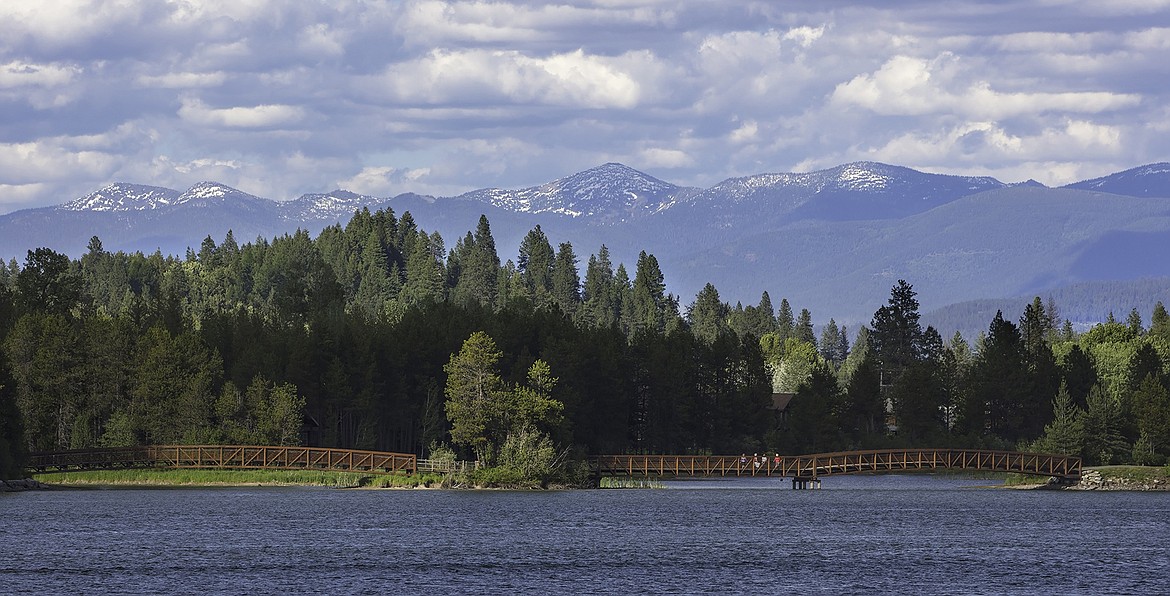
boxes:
[178,98,306,128]
[0,141,118,184]
[375,48,644,109]
[831,54,1141,118]
[728,120,758,143]
[783,25,826,48]
[0,60,79,87]
[298,23,345,58]
[135,71,226,89]
[639,147,694,169]
[857,119,1125,181]
[338,165,433,196]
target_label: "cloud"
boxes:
[1,1,1168,214]
[0,140,118,184]
[177,98,306,129]
[639,148,694,169]
[338,165,433,196]
[831,54,1141,118]
[136,71,227,89]
[0,60,79,88]
[372,48,645,109]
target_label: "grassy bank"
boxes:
[1004,465,1170,489]
[32,468,447,488]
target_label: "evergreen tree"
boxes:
[783,362,842,453]
[0,347,28,478]
[1126,308,1144,336]
[1151,301,1170,346]
[517,225,555,305]
[962,311,1031,441]
[551,242,581,315]
[1019,297,1059,438]
[444,331,506,463]
[631,252,668,336]
[402,231,446,305]
[794,308,815,345]
[16,248,82,317]
[687,283,729,346]
[1060,344,1098,408]
[841,350,884,440]
[776,298,794,344]
[818,319,844,365]
[451,215,500,309]
[870,280,925,385]
[1081,385,1128,465]
[1033,385,1085,456]
[1132,375,1170,461]
[581,246,617,328]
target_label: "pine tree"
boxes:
[551,242,581,316]
[795,308,815,345]
[581,246,617,328]
[776,298,794,343]
[1060,344,1098,408]
[687,283,729,345]
[869,280,924,384]
[631,252,668,335]
[517,225,555,305]
[819,319,843,365]
[1035,385,1085,456]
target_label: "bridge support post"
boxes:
[791,476,819,490]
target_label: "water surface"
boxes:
[2,475,1167,594]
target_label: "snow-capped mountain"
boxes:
[4,160,1170,334]
[1063,163,1170,197]
[454,163,699,221]
[172,182,268,208]
[688,162,1006,221]
[281,190,384,221]
[61,183,181,212]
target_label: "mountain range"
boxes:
[2,161,1169,338]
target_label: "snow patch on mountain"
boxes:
[455,163,696,220]
[61,183,181,212]
[175,182,265,206]
[281,190,383,221]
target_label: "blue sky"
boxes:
[1,0,1168,213]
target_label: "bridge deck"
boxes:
[593,449,1082,480]
[29,445,417,475]
[29,446,1082,482]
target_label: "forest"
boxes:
[1,206,1169,480]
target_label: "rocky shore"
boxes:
[0,478,47,492]
[1068,469,1169,491]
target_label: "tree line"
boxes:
[1,207,1168,480]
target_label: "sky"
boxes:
[2,0,1169,214]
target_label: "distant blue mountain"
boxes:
[1063,163,1170,197]
[1,161,1168,333]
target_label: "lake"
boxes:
[2,475,1168,594]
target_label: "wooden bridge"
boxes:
[592,448,1083,486]
[29,446,1082,487]
[29,445,418,475]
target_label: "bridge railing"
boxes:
[592,448,1082,480]
[29,445,417,475]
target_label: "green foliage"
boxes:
[1029,385,1085,456]
[0,209,1162,470]
[443,331,506,462]
[497,427,558,481]
[0,350,28,478]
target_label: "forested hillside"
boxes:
[1,207,1168,479]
